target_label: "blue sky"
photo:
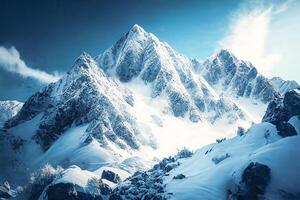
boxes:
[0,0,299,101]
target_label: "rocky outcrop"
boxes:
[262,90,299,137]
[108,149,193,200]
[228,162,271,200]
[275,121,297,137]
[173,174,185,180]
[101,170,121,184]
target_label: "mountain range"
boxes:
[0,24,299,200]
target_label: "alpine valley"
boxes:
[0,25,299,200]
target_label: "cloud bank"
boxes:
[220,0,300,81]
[0,46,59,83]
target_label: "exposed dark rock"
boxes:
[228,162,271,200]
[284,90,300,117]
[175,148,193,159]
[262,90,300,137]
[236,127,246,136]
[216,138,226,143]
[101,170,121,184]
[275,121,297,137]
[241,162,271,200]
[173,174,185,180]
[263,90,300,123]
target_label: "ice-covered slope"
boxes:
[269,77,299,95]
[0,100,23,127]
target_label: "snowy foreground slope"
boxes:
[26,90,300,200]
[107,90,300,200]
[0,25,299,200]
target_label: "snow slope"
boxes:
[110,90,300,200]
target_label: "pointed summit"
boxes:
[214,49,235,61]
[129,24,146,34]
[72,51,95,70]
[126,24,148,40]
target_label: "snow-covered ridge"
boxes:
[5,52,146,151]
[201,49,279,103]
[269,77,299,95]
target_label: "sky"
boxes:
[0,0,299,101]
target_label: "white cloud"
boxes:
[0,46,60,83]
[220,0,300,81]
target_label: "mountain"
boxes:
[269,77,299,95]
[96,25,249,124]
[5,52,145,151]
[1,24,299,200]
[1,52,161,186]
[0,100,23,127]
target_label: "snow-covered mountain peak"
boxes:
[129,24,146,35]
[201,48,277,103]
[70,52,98,74]
[214,49,235,60]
